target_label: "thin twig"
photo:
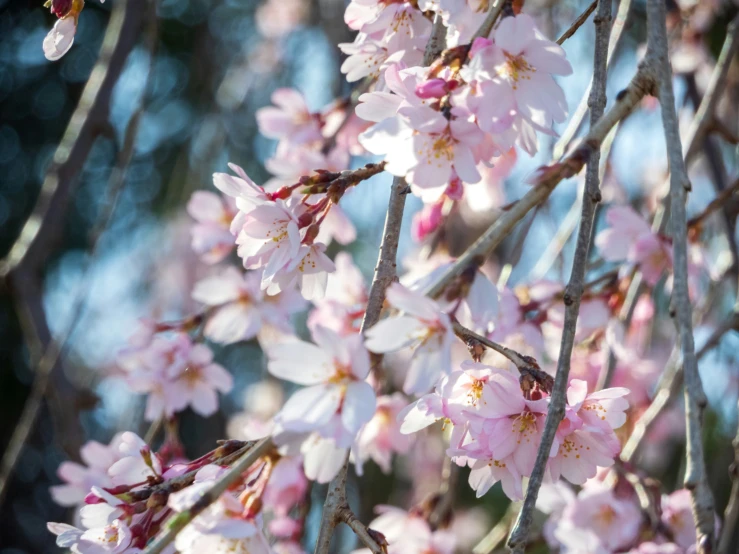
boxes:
[553,0,633,160]
[141,438,274,554]
[648,0,716,550]
[684,15,739,164]
[507,1,613,550]
[556,0,598,45]
[473,503,518,554]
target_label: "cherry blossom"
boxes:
[354,393,413,474]
[48,520,135,554]
[116,334,232,420]
[44,17,77,61]
[187,190,237,264]
[364,282,454,394]
[256,88,322,145]
[595,205,673,286]
[192,267,304,345]
[50,434,126,507]
[548,481,642,553]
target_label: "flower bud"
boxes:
[415,78,448,99]
[50,0,73,17]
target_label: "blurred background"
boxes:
[1,0,738,552]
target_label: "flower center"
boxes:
[500,52,535,87]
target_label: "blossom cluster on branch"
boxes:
[37,1,739,554]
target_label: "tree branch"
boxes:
[556,0,598,45]
[648,0,716,550]
[141,438,274,554]
[507,1,613,550]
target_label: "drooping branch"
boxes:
[507,1,613,551]
[648,0,716,550]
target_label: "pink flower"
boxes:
[661,489,699,550]
[192,267,304,345]
[552,482,642,553]
[263,456,308,515]
[548,380,629,485]
[186,190,237,264]
[235,199,301,275]
[256,88,322,145]
[463,14,572,132]
[44,17,76,61]
[117,334,232,420]
[50,434,127,507]
[354,393,413,474]
[364,283,454,394]
[595,205,673,285]
[263,242,336,300]
[268,326,376,444]
[166,343,234,417]
[108,432,162,486]
[308,251,368,336]
[48,520,134,553]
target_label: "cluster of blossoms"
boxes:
[39,0,729,552]
[539,482,712,553]
[357,13,571,203]
[399,361,629,500]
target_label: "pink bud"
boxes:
[411,201,444,242]
[50,0,73,18]
[415,78,449,99]
[445,176,464,201]
[469,37,493,58]
[84,491,105,504]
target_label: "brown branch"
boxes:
[508,1,613,550]
[687,177,739,229]
[648,0,715,550]
[0,0,149,508]
[471,0,506,42]
[556,0,598,45]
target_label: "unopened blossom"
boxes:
[354,393,413,474]
[187,190,237,264]
[595,205,673,285]
[263,456,309,515]
[269,326,376,444]
[551,482,642,553]
[364,282,454,394]
[192,267,304,345]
